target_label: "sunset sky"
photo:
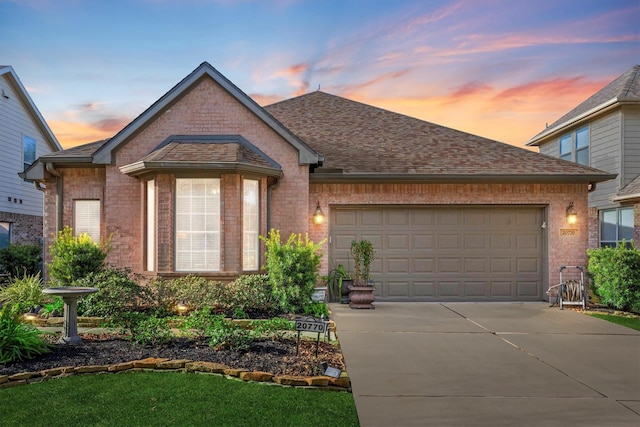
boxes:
[2,0,639,149]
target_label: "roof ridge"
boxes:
[621,64,640,98]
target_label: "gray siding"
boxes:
[538,138,558,157]
[0,74,52,218]
[622,105,640,188]
[588,111,622,209]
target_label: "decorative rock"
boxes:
[41,367,67,377]
[108,362,134,372]
[133,358,168,368]
[61,366,76,374]
[75,365,110,374]
[156,359,192,369]
[329,374,351,388]
[239,371,274,382]
[0,375,7,384]
[273,375,308,386]
[223,368,249,377]
[305,376,330,386]
[185,362,229,373]
[8,371,41,381]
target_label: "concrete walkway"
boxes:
[330,302,640,427]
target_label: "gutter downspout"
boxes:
[266,176,282,233]
[45,163,63,233]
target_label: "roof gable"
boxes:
[92,62,319,165]
[265,91,615,184]
[527,65,640,146]
[0,66,62,152]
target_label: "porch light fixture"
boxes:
[566,202,577,225]
[313,201,325,225]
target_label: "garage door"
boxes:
[329,206,544,301]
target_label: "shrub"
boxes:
[48,226,110,287]
[148,275,217,313]
[0,244,42,277]
[261,230,325,313]
[75,267,150,317]
[0,273,46,313]
[130,315,173,346]
[208,321,255,351]
[0,305,51,364]
[588,241,640,313]
[225,274,276,316]
[303,301,330,318]
[39,296,63,318]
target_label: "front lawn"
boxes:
[586,312,640,331]
[0,371,359,427]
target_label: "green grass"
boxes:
[588,312,640,331]
[0,371,359,427]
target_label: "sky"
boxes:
[1,0,639,150]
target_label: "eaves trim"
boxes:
[309,173,617,184]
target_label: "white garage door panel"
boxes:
[330,206,544,301]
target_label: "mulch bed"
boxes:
[0,333,346,377]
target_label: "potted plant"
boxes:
[328,264,353,304]
[348,239,375,309]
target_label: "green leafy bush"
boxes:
[48,226,109,286]
[39,296,63,318]
[148,275,218,313]
[252,317,295,340]
[0,244,42,277]
[0,305,51,364]
[303,301,330,318]
[0,273,46,313]
[75,267,150,317]
[130,315,173,346]
[208,321,255,351]
[261,230,325,313]
[588,241,640,313]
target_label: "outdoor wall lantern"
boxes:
[566,202,577,225]
[313,201,325,225]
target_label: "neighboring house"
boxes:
[0,66,61,249]
[25,62,615,301]
[527,65,639,249]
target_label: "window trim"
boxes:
[145,179,155,272]
[73,200,101,242]
[242,178,260,271]
[175,177,221,272]
[22,135,36,182]
[600,207,634,247]
[558,126,589,166]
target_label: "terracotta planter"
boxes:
[348,285,375,309]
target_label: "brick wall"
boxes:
[0,211,43,245]
[309,182,590,291]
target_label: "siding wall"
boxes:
[0,73,57,245]
[622,105,640,187]
[589,111,622,208]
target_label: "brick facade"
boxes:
[310,182,590,291]
[0,211,43,245]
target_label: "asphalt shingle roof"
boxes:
[530,65,640,142]
[616,174,640,200]
[265,91,612,181]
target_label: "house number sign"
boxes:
[295,315,329,357]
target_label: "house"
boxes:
[0,66,61,249]
[25,62,615,301]
[527,65,639,249]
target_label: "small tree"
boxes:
[48,226,110,287]
[261,229,325,313]
[587,241,640,313]
[351,239,375,286]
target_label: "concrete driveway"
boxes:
[330,302,640,427]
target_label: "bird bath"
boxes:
[42,287,98,344]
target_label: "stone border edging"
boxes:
[0,357,351,391]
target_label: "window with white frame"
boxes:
[600,207,634,247]
[146,179,155,272]
[559,126,589,166]
[0,222,10,249]
[243,179,259,271]
[74,200,101,242]
[175,178,220,271]
[23,135,36,181]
